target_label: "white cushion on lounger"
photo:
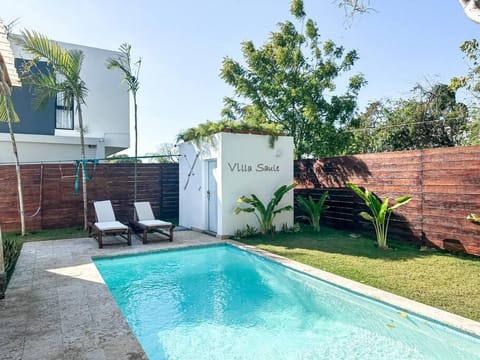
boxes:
[138,220,172,227]
[94,200,116,223]
[95,221,128,231]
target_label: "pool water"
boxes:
[94,245,480,360]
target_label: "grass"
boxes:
[240,226,480,322]
[3,226,88,243]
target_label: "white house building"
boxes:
[0,34,129,163]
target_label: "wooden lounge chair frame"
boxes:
[88,200,131,249]
[132,201,174,244]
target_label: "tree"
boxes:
[145,143,179,163]
[349,84,469,152]
[106,154,141,163]
[220,0,366,159]
[18,31,90,229]
[0,21,26,235]
[106,44,141,202]
[336,0,480,23]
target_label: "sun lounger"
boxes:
[88,200,131,249]
[133,201,174,243]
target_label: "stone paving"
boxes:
[0,230,222,360]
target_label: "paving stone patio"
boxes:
[0,230,222,360]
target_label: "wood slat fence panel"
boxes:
[0,163,179,233]
[295,146,480,255]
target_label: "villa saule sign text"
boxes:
[227,162,280,172]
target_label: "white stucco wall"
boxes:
[0,133,103,163]
[9,39,129,160]
[179,133,294,237]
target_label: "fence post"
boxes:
[0,225,5,299]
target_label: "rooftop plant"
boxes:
[177,119,284,147]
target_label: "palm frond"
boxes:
[0,95,19,123]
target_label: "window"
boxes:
[55,92,74,130]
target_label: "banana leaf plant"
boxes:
[234,183,296,235]
[347,182,411,249]
[296,191,329,232]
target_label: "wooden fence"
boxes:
[2,146,480,255]
[294,146,480,255]
[0,163,179,233]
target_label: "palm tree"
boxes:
[106,44,141,204]
[0,20,26,235]
[17,30,89,229]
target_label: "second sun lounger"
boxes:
[133,201,174,243]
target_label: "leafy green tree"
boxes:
[347,101,387,154]
[106,154,141,163]
[106,44,141,202]
[349,84,469,152]
[220,0,366,159]
[145,143,179,163]
[18,30,90,229]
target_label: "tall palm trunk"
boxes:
[6,105,25,236]
[77,102,88,230]
[133,91,138,205]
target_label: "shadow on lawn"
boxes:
[240,226,446,261]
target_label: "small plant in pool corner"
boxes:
[234,183,296,235]
[347,182,411,249]
[296,191,329,232]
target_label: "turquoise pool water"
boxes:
[94,245,480,360]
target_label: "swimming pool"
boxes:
[94,244,480,359]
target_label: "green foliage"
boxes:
[220,0,365,159]
[106,154,142,163]
[2,236,20,273]
[347,182,411,249]
[17,30,88,112]
[234,184,296,235]
[467,213,480,224]
[177,119,283,146]
[296,192,329,232]
[0,95,19,123]
[232,224,259,240]
[349,83,470,153]
[451,39,480,97]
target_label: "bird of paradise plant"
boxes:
[347,182,411,249]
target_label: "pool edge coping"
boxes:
[227,240,480,338]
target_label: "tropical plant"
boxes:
[220,0,365,158]
[296,191,329,232]
[0,23,26,236]
[234,183,296,235]
[467,213,480,224]
[106,44,141,203]
[347,182,411,249]
[2,235,19,274]
[17,30,90,229]
[177,119,283,148]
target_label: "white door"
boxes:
[207,160,218,233]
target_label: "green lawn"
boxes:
[239,226,480,322]
[3,227,88,243]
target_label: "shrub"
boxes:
[2,236,20,274]
[234,184,295,235]
[296,191,329,232]
[347,182,411,249]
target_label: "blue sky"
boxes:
[2,0,479,155]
